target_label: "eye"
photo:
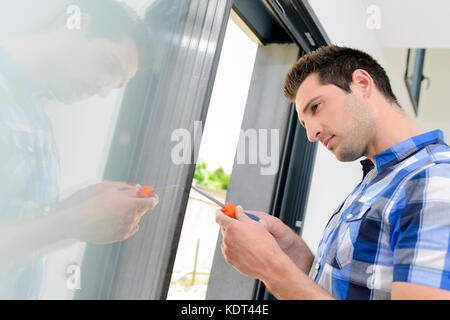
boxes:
[311,103,320,113]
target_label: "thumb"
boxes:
[234,205,252,222]
[215,210,235,229]
[258,218,268,229]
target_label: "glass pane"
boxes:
[167,17,258,300]
[0,0,230,299]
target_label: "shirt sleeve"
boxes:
[389,162,450,290]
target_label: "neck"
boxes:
[365,102,423,164]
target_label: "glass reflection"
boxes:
[0,0,158,299]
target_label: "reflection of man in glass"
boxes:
[0,0,157,298]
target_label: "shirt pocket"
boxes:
[332,202,371,269]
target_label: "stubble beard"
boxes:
[333,94,376,162]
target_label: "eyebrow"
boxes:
[302,95,324,114]
[299,95,324,127]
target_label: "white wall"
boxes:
[414,49,450,135]
[361,0,450,48]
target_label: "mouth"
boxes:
[323,135,335,150]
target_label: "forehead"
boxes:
[295,72,324,114]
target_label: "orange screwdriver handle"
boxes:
[220,203,260,221]
[138,185,155,198]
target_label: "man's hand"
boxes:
[242,210,298,250]
[216,206,334,300]
[237,209,315,274]
[59,181,159,244]
[216,206,287,280]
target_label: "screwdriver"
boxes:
[191,185,260,221]
[135,184,181,197]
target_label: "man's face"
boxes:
[295,72,376,162]
[47,35,139,103]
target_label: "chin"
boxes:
[334,147,363,162]
[334,153,348,162]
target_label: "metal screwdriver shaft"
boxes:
[190,185,260,221]
[191,185,225,208]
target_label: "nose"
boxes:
[305,121,323,143]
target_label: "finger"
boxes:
[221,242,226,257]
[243,210,269,228]
[133,194,158,218]
[244,210,267,219]
[131,194,159,210]
[106,181,142,195]
[234,205,253,223]
[133,208,147,221]
[258,219,268,229]
[121,183,143,195]
[125,224,140,239]
[215,210,235,229]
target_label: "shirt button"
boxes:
[315,263,320,270]
[346,213,353,219]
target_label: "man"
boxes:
[216,45,450,299]
[0,0,158,298]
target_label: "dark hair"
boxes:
[283,45,398,105]
[56,0,153,71]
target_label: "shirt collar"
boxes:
[360,129,445,179]
[360,158,375,179]
[360,129,445,176]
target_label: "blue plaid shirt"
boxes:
[0,49,59,299]
[309,129,450,299]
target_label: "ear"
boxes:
[350,69,373,99]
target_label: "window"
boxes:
[0,0,231,299]
[405,48,427,116]
[167,17,258,300]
